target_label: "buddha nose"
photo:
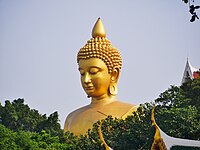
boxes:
[83,73,91,84]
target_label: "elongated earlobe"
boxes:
[109,83,118,95]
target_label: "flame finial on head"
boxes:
[92,18,106,38]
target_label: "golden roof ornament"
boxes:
[92,17,106,38]
[98,120,113,150]
[151,106,200,149]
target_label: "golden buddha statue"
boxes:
[64,18,138,135]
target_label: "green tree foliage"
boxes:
[0,124,18,149]
[181,76,200,111]
[0,124,70,149]
[0,98,64,141]
[0,77,199,149]
[0,99,42,132]
[171,145,200,150]
[155,78,200,140]
[182,0,200,22]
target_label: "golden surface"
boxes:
[92,17,106,38]
[98,120,112,150]
[151,106,167,150]
[64,18,137,135]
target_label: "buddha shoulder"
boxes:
[66,105,90,120]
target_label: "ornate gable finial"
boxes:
[92,17,106,38]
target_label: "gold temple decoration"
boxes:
[151,106,200,149]
[98,120,113,150]
[151,106,167,150]
[77,18,122,74]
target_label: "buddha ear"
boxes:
[111,67,120,83]
[109,67,120,96]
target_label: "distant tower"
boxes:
[181,58,199,84]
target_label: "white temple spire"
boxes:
[181,58,198,84]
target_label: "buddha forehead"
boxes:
[78,58,107,70]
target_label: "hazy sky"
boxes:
[0,0,200,128]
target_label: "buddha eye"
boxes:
[89,67,100,74]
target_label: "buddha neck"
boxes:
[90,95,117,107]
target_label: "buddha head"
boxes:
[77,18,122,99]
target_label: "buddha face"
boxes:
[78,58,111,99]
